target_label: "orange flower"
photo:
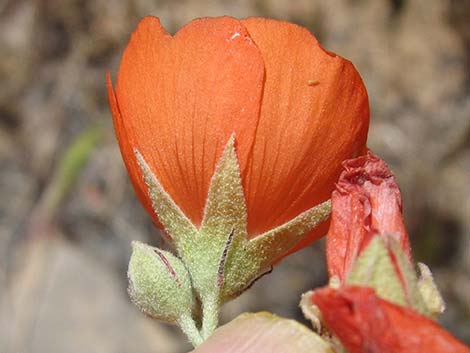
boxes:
[326,151,412,282]
[311,286,469,353]
[107,16,369,247]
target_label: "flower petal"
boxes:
[311,286,469,353]
[241,18,369,239]
[107,72,158,224]
[113,16,265,226]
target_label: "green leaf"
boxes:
[38,124,102,219]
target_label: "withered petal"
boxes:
[326,151,412,282]
[312,286,469,353]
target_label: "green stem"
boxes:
[178,313,203,347]
[201,292,220,340]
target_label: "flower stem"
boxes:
[178,313,203,347]
[201,293,220,340]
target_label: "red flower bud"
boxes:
[326,151,412,283]
[311,286,469,353]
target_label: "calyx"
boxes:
[131,135,331,341]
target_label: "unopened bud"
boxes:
[128,241,195,323]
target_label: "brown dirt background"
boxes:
[0,0,469,352]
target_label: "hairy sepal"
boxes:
[346,235,429,315]
[417,262,445,318]
[136,135,331,303]
[127,241,195,323]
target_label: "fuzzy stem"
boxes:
[178,313,203,347]
[201,292,220,340]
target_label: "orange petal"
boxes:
[107,72,160,226]
[114,16,265,227]
[326,152,412,282]
[241,18,369,239]
[312,286,469,353]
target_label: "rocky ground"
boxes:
[0,0,469,352]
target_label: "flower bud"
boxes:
[325,151,442,317]
[326,151,412,284]
[302,152,461,353]
[128,241,195,323]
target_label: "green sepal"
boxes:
[346,236,407,306]
[135,136,332,339]
[247,200,331,272]
[183,135,249,302]
[346,235,428,315]
[417,262,445,318]
[127,241,195,323]
[135,136,331,303]
[219,199,330,302]
[388,237,428,314]
[134,150,198,247]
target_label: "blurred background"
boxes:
[0,0,469,352]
